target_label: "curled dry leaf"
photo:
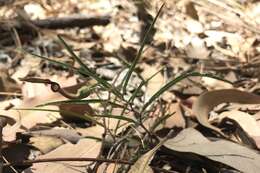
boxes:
[217,110,260,148]
[164,128,260,173]
[192,89,260,136]
[218,110,260,137]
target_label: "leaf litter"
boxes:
[0,0,260,173]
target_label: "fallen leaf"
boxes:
[192,89,260,136]
[27,128,83,144]
[218,110,260,137]
[164,128,260,173]
[30,136,64,154]
[217,110,260,148]
[0,76,94,141]
[129,132,171,173]
[185,36,209,59]
[24,138,102,173]
[0,68,20,94]
[164,102,185,128]
[141,64,164,98]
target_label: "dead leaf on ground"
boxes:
[29,136,64,154]
[192,89,260,136]
[24,138,102,173]
[27,128,83,144]
[164,128,260,173]
[97,163,119,173]
[141,64,165,98]
[164,102,185,128]
[217,110,260,148]
[0,68,20,94]
[128,139,166,173]
[0,76,94,141]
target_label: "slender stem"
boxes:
[3,157,132,167]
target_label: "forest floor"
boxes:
[0,0,260,173]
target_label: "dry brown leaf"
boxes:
[164,128,260,173]
[185,1,199,20]
[75,125,104,139]
[141,64,164,97]
[218,110,260,137]
[30,136,64,154]
[0,68,20,94]
[0,76,94,141]
[128,144,160,173]
[217,110,260,148]
[164,102,185,128]
[128,132,172,173]
[192,89,260,136]
[27,128,82,144]
[97,163,119,173]
[24,138,102,173]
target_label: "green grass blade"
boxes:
[122,3,165,93]
[128,67,164,104]
[57,35,123,99]
[141,72,233,113]
[150,112,175,132]
[114,67,163,133]
[93,114,137,124]
[25,51,85,74]
[37,99,126,109]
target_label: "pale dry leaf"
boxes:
[24,138,102,173]
[164,102,185,128]
[128,136,169,173]
[192,89,260,136]
[244,2,260,25]
[141,64,164,98]
[164,128,260,173]
[201,76,233,90]
[185,36,209,59]
[97,163,119,173]
[75,125,104,139]
[0,76,94,141]
[217,110,260,137]
[27,128,82,144]
[184,19,204,34]
[30,136,64,154]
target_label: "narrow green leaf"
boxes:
[26,51,84,74]
[150,112,175,132]
[142,72,233,113]
[93,114,137,124]
[122,4,165,93]
[128,67,164,103]
[37,99,126,109]
[57,35,123,99]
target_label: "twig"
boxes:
[3,157,132,167]
[1,16,110,30]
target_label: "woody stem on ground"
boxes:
[3,157,132,167]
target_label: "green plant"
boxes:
[20,3,233,172]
